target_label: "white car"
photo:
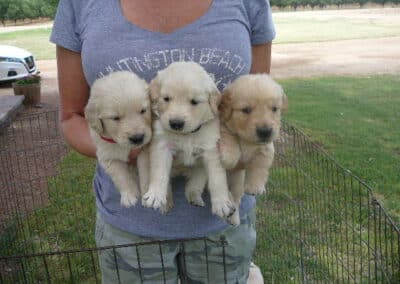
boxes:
[0,45,39,82]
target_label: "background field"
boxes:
[274,8,400,43]
[1,8,400,60]
[0,28,53,60]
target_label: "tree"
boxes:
[30,0,45,19]
[0,0,10,25]
[271,0,285,9]
[5,0,23,23]
[20,0,36,21]
[40,0,58,18]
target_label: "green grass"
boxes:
[0,151,98,283]
[255,140,400,282]
[280,75,400,219]
[0,28,55,60]
[3,145,398,282]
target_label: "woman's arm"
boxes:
[57,46,96,157]
[57,46,141,161]
[250,42,272,74]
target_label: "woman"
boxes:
[51,0,275,282]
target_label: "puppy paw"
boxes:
[142,191,168,213]
[166,198,174,211]
[185,190,205,207]
[120,191,139,207]
[227,210,240,226]
[211,198,236,220]
[245,183,266,196]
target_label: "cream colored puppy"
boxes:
[219,74,288,225]
[142,62,235,221]
[85,71,152,207]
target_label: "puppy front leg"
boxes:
[203,149,235,220]
[185,166,207,207]
[142,140,173,213]
[219,128,241,170]
[245,143,274,195]
[227,170,245,226]
[103,159,140,207]
[137,148,149,196]
[229,169,245,203]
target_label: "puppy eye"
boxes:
[140,108,147,114]
[241,107,252,114]
[163,96,170,102]
[112,116,120,121]
[272,106,278,112]
[190,99,199,106]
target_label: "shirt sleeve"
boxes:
[49,0,82,52]
[246,0,276,45]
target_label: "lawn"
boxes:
[0,28,54,60]
[281,75,400,219]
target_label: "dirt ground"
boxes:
[271,36,400,79]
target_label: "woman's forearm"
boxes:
[250,42,272,74]
[61,113,97,158]
[56,46,96,158]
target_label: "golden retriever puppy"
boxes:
[85,71,152,207]
[142,62,235,221]
[219,74,288,225]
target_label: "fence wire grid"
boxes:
[0,110,399,283]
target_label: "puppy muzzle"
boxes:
[169,119,185,131]
[256,127,273,143]
[129,133,145,145]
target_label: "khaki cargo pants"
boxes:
[95,208,257,283]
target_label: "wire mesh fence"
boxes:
[0,110,399,283]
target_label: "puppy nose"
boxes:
[169,119,185,130]
[256,127,273,140]
[129,134,145,145]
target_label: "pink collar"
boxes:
[100,135,116,144]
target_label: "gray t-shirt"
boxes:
[51,0,276,239]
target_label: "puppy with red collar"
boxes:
[85,71,152,207]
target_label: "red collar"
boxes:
[100,135,116,144]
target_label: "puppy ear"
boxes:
[149,77,160,104]
[208,86,222,117]
[280,88,289,114]
[219,89,233,122]
[84,98,104,134]
[149,77,160,118]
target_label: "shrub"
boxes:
[14,74,41,85]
